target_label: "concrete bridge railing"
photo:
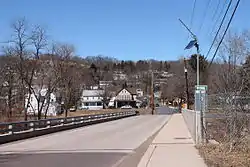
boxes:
[0,111,138,144]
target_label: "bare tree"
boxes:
[27,25,49,120]
[100,86,112,109]
[208,30,250,151]
[43,47,63,118]
[0,55,20,119]
[54,44,83,117]
[6,18,31,121]
[4,19,55,120]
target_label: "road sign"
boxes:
[195,85,208,112]
[196,85,208,91]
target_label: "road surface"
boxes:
[0,115,170,167]
[156,106,178,115]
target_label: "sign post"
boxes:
[195,85,208,144]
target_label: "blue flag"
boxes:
[185,40,197,50]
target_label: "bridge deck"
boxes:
[0,115,170,167]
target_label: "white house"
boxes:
[25,88,59,116]
[81,90,104,110]
[136,89,143,97]
[108,88,142,108]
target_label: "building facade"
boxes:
[107,87,144,108]
[81,90,104,110]
[25,88,59,116]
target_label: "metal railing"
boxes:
[0,111,137,136]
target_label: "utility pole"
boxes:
[151,70,154,114]
[195,43,200,86]
[195,42,205,143]
[184,58,190,109]
[179,18,203,144]
[150,62,155,115]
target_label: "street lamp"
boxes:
[179,19,200,86]
[179,19,202,144]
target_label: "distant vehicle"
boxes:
[121,105,132,109]
[69,106,76,112]
[80,106,89,110]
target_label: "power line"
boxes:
[183,0,197,57]
[205,0,233,59]
[190,0,197,30]
[209,0,242,67]
[198,0,212,35]
[210,0,228,37]
[205,0,223,41]
[211,0,222,21]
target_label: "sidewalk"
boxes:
[137,114,207,167]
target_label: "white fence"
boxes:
[182,109,200,143]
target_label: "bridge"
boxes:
[0,107,206,167]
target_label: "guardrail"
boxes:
[0,111,138,144]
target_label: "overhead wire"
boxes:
[183,0,198,57]
[210,0,228,37]
[198,0,212,35]
[190,0,197,30]
[205,0,233,59]
[211,0,222,21]
[209,0,242,67]
[205,0,222,40]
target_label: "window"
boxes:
[87,97,89,100]
[89,102,96,106]
[97,102,102,106]
[92,97,94,99]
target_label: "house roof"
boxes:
[82,90,104,97]
[116,87,137,96]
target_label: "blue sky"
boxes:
[0,0,249,60]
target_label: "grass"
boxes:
[206,118,227,142]
[198,112,250,167]
[197,142,250,167]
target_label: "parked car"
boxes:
[80,106,89,110]
[69,106,76,112]
[121,105,132,109]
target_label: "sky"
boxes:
[0,0,250,61]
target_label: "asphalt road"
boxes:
[0,115,170,167]
[156,106,178,115]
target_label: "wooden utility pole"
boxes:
[149,62,154,115]
[184,58,190,109]
[151,70,155,114]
